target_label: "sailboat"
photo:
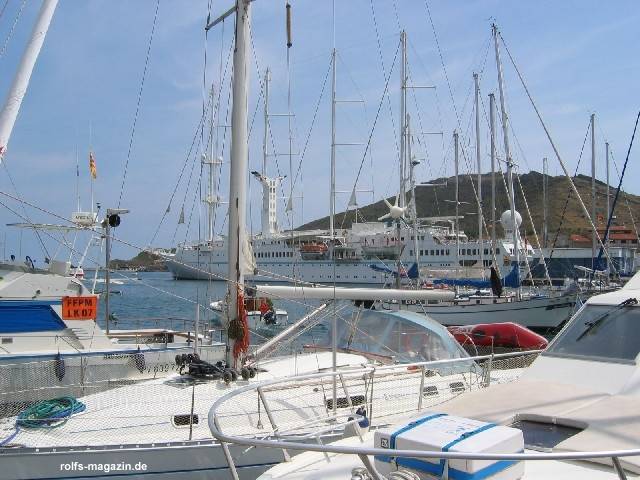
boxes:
[214,268,640,479]
[0,3,466,479]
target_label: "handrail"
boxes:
[208,350,636,480]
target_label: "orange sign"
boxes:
[62,296,97,320]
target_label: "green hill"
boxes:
[298,171,640,247]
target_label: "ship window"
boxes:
[545,304,640,363]
[484,248,489,255]
[430,250,434,256]
[496,248,500,254]
[435,250,439,256]
[420,250,424,256]
[446,250,450,255]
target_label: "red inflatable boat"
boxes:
[447,322,548,350]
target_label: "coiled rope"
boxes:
[0,397,86,447]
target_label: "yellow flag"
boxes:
[89,151,97,179]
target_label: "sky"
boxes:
[0,0,639,265]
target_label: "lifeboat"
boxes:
[300,242,329,260]
[447,322,548,350]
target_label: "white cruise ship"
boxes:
[165,173,533,285]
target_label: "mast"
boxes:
[454,131,460,276]
[493,24,520,299]
[0,0,58,162]
[408,115,419,271]
[203,86,216,242]
[329,47,337,239]
[591,113,597,270]
[226,0,251,366]
[262,68,271,235]
[489,93,497,263]
[605,141,610,253]
[473,72,484,274]
[399,30,408,209]
[542,157,548,248]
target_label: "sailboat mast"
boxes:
[605,141,610,253]
[408,115,419,270]
[330,48,337,239]
[454,131,460,275]
[262,69,270,176]
[206,86,215,242]
[591,113,597,270]
[543,157,548,248]
[0,0,58,162]
[473,72,484,273]
[226,0,251,365]
[399,31,407,209]
[489,93,497,263]
[493,24,520,298]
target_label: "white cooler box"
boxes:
[374,413,524,480]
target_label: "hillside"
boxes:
[109,251,167,272]
[298,171,640,247]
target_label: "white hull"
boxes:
[2,440,288,480]
[387,294,576,330]
[0,344,224,405]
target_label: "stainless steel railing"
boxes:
[207,351,633,480]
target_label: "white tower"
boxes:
[252,171,282,237]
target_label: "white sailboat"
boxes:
[210,264,640,480]
[0,3,462,479]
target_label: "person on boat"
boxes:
[259,299,277,325]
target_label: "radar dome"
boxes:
[500,210,522,230]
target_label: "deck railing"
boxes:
[207,350,632,480]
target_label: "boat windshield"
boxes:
[545,302,640,363]
[335,310,470,370]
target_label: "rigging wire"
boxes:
[349,39,401,197]
[547,119,591,259]
[0,0,26,60]
[368,0,400,181]
[117,0,160,208]
[597,110,640,264]
[1,162,49,259]
[148,93,212,246]
[0,0,9,23]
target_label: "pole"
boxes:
[207,86,215,242]
[591,113,597,271]
[226,0,251,366]
[263,69,270,176]
[493,24,520,299]
[474,73,484,274]
[542,157,548,248]
[330,48,337,239]
[606,141,610,253]
[399,30,407,209]
[408,115,419,271]
[454,131,460,277]
[104,220,111,335]
[0,0,58,161]
[489,94,497,264]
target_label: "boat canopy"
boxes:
[432,263,520,289]
[330,309,473,372]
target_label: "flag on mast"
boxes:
[89,151,97,179]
